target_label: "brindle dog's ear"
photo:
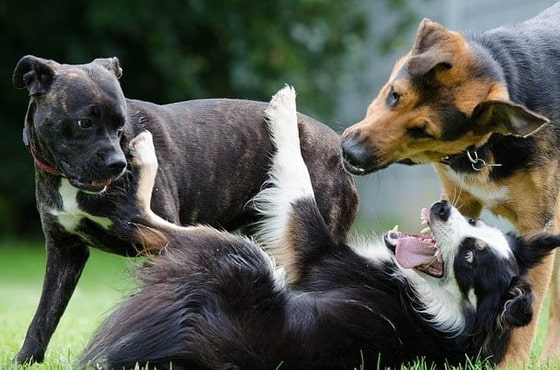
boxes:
[13,55,57,96]
[499,277,533,328]
[407,19,455,77]
[92,57,123,79]
[471,100,549,137]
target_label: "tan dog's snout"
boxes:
[340,126,392,175]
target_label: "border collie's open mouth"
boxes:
[384,208,444,278]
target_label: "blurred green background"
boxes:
[0,0,424,240]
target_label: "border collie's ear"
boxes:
[499,277,533,328]
[510,232,560,272]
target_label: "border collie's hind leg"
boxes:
[253,85,331,284]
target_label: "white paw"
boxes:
[129,131,157,169]
[265,85,299,150]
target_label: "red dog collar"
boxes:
[23,128,62,176]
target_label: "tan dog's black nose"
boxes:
[340,133,376,175]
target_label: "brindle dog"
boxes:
[12,55,358,364]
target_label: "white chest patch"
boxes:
[49,179,113,233]
[443,168,509,207]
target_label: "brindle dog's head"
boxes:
[341,19,549,175]
[13,55,128,193]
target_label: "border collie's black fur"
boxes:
[80,87,560,369]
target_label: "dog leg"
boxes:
[502,241,555,368]
[15,239,89,364]
[128,131,189,236]
[541,253,560,361]
[129,131,159,215]
[541,201,560,361]
[252,85,315,284]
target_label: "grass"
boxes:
[0,240,557,369]
[0,240,134,369]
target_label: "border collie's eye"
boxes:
[77,119,92,129]
[407,126,433,139]
[464,250,474,263]
[468,218,477,226]
[386,87,400,108]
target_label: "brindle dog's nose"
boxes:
[98,151,127,177]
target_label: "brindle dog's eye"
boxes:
[406,126,433,139]
[77,119,92,129]
[464,250,474,263]
[386,87,400,108]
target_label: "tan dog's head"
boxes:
[341,19,548,175]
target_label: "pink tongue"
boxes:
[395,236,437,268]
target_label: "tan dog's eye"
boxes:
[407,126,433,139]
[386,86,400,108]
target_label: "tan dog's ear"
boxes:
[407,19,457,77]
[471,100,549,137]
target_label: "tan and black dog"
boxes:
[341,3,560,366]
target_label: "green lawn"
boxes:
[0,240,134,369]
[0,240,556,369]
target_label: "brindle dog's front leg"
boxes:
[15,234,89,364]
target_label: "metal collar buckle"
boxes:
[466,150,502,171]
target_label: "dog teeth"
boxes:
[421,219,428,226]
[434,249,442,262]
[392,225,399,232]
[421,226,431,234]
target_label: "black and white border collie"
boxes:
[80,86,560,369]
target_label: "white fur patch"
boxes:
[50,178,113,232]
[442,167,509,208]
[434,206,512,261]
[252,85,313,248]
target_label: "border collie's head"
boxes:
[384,200,559,358]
